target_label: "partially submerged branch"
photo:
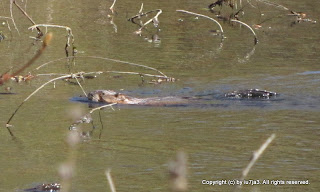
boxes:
[5,72,102,136]
[176,10,224,35]
[230,19,258,44]
[138,9,162,31]
[69,103,116,130]
[128,7,162,34]
[28,24,74,56]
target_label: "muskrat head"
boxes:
[88,90,127,104]
[87,91,101,102]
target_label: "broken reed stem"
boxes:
[9,0,20,34]
[176,10,224,34]
[240,134,276,182]
[230,19,258,44]
[34,56,168,77]
[13,0,42,35]
[105,169,117,192]
[5,74,73,130]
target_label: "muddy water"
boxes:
[0,0,320,191]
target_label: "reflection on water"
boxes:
[0,0,320,191]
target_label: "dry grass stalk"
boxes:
[176,10,224,34]
[105,169,117,192]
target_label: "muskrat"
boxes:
[87,89,277,106]
[87,90,190,106]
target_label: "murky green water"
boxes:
[1,0,320,191]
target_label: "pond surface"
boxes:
[0,0,320,191]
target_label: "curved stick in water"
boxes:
[176,10,224,34]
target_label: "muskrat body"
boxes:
[87,90,189,106]
[87,89,277,106]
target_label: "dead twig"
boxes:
[13,0,42,36]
